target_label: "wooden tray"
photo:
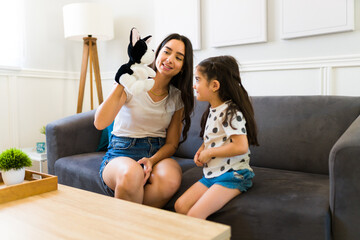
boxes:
[0,169,58,204]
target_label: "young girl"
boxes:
[175,55,259,219]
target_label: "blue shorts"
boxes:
[99,135,166,196]
[199,169,255,192]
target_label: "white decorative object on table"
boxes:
[1,167,25,186]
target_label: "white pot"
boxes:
[1,167,25,186]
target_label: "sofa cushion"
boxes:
[55,152,107,195]
[166,162,330,240]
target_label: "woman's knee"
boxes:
[151,159,182,191]
[114,163,144,193]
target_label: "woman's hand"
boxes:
[137,157,153,185]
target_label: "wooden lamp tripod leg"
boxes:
[77,38,90,114]
[91,39,104,104]
[76,37,103,114]
[89,39,94,110]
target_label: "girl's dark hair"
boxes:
[198,55,259,146]
[150,33,194,144]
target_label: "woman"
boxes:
[94,33,194,208]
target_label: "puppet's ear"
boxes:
[131,28,140,46]
[143,35,152,45]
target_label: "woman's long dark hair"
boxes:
[151,34,194,144]
[198,56,259,146]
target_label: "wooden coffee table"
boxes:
[0,184,230,239]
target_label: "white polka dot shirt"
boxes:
[203,101,253,178]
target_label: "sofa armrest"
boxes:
[46,110,101,174]
[329,115,360,240]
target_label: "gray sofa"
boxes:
[46,96,360,240]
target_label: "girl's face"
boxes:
[193,68,213,102]
[155,39,185,79]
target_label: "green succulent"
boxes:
[40,126,46,135]
[0,148,32,171]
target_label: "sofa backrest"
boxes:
[174,100,207,159]
[175,96,360,175]
[250,96,360,175]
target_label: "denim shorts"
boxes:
[99,135,166,196]
[199,169,255,192]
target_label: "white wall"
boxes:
[0,0,155,153]
[22,0,155,72]
[1,0,360,154]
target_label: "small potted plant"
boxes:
[0,148,32,186]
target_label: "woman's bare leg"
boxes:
[102,157,145,204]
[143,158,182,208]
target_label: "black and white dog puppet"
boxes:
[115,27,155,95]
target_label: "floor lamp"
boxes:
[63,3,114,113]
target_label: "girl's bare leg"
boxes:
[187,184,241,219]
[174,181,208,215]
[143,158,182,208]
[102,157,145,204]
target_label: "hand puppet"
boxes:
[115,28,156,95]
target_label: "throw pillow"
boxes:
[96,121,114,152]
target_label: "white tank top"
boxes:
[112,85,184,138]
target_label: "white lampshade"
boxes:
[63,2,114,41]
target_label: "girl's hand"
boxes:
[194,151,203,167]
[198,149,212,164]
[137,158,153,185]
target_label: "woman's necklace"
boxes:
[149,89,168,96]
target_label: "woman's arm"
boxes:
[138,108,184,184]
[198,134,249,164]
[148,108,184,166]
[94,84,127,130]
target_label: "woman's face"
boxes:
[155,39,185,79]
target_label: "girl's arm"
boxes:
[194,143,205,167]
[94,84,127,130]
[198,134,249,164]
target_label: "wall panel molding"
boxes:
[280,0,354,39]
[8,75,19,147]
[240,54,360,72]
[239,54,360,97]
[0,68,114,152]
[210,0,267,47]
[154,0,201,50]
